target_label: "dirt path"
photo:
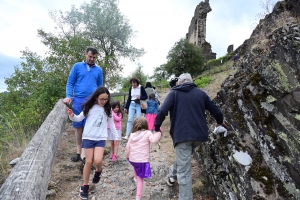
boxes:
[48,69,235,199]
[48,89,179,200]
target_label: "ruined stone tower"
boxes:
[186,0,216,61]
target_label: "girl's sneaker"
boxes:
[112,154,117,162]
[79,185,89,199]
[110,153,114,159]
[92,170,102,184]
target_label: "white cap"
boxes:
[178,73,193,83]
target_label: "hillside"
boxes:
[196,0,300,199]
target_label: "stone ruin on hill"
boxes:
[195,0,300,199]
[186,0,216,61]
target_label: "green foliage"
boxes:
[207,54,231,67]
[194,76,211,88]
[151,64,169,82]
[0,0,144,151]
[119,64,148,92]
[164,38,205,77]
[151,79,169,89]
[1,49,66,129]
[38,0,144,89]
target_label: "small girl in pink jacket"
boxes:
[108,101,123,162]
[125,117,161,200]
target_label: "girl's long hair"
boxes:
[111,101,123,118]
[131,117,148,134]
[82,86,111,117]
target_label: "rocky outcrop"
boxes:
[197,0,300,199]
[186,0,216,61]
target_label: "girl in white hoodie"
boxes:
[125,117,161,200]
[66,86,118,200]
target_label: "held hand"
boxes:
[216,122,229,129]
[136,95,140,99]
[63,98,72,104]
[124,109,127,113]
[66,108,74,117]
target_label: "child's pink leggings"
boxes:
[133,170,143,199]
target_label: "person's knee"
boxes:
[85,158,93,166]
[94,159,103,166]
[114,141,119,145]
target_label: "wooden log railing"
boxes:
[110,92,129,107]
[0,99,68,200]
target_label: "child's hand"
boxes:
[66,108,74,117]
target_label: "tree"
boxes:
[151,64,169,82]
[41,0,144,88]
[0,0,144,135]
[120,64,148,92]
[164,38,205,77]
[1,49,65,130]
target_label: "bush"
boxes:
[194,76,210,88]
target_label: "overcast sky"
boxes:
[0,0,274,92]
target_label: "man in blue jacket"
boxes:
[154,73,226,200]
[63,47,103,163]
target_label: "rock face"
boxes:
[186,0,216,61]
[227,44,234,54]
[197,0,300,199]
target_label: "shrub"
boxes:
[194,76,210,88]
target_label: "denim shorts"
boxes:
[82,139,106,149]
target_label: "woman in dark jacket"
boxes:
[123,77,148,139]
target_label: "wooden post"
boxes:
[0,99,68,200]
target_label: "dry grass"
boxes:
[201,63,237,99]
[0,113,32,185]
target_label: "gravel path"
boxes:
[48,89,180,200]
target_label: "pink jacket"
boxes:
[108,111,122,130]
[112,111,122,130]
[125,130,161,163]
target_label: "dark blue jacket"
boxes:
[154,83,223,147]
[125,86,148,110]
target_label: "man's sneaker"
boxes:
[79,185,89,199]
[80,157,86,165]
[92,170,102,184]
[71,153,80,162]
[122,135,128,140]
[166,177,175,186]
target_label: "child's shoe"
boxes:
[79,185,89,199]
[92,170,102,184]
[112,154,117,162]
[110,153,113,159]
